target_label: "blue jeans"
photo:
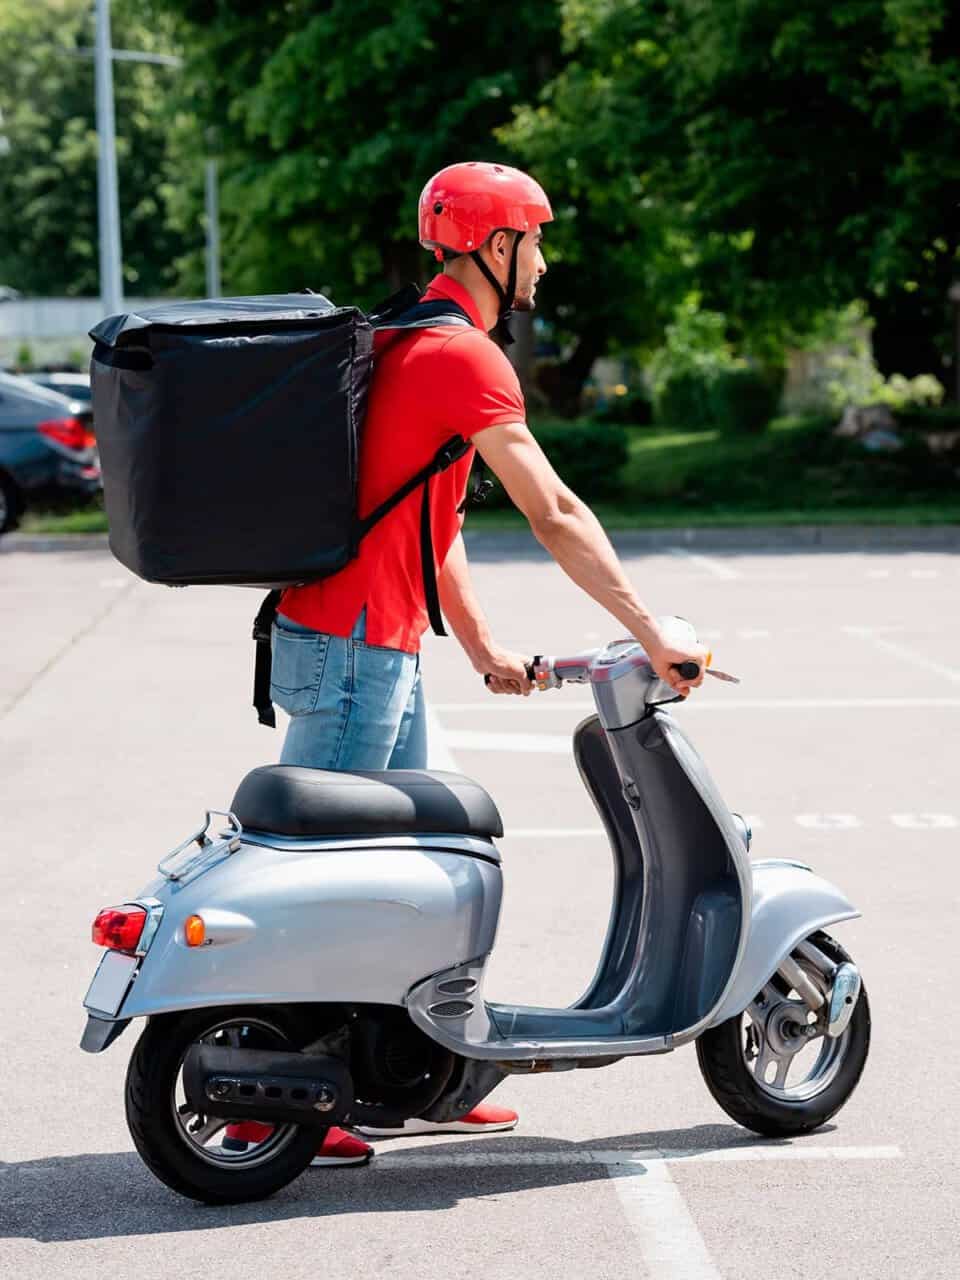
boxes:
[270,609,428,770]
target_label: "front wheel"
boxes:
[696,932,870,1137]
[125,1006,322,1203]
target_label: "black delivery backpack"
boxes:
[89,285,479,726]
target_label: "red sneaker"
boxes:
[310,1126,373,1167]
[221,1120,274,1150]
[221,1121,372,1167]
[354,1102,518,1138]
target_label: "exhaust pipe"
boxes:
[183,1045,353,1129]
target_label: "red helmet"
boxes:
[419,162,553,256]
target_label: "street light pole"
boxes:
[94,0,123,316]
[205,158,221,298]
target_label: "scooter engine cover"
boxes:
[182,1045,353,1129]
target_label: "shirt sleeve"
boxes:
[432,328,526,440]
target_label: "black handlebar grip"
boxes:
[485,659,540,687]
[674,660,701,680]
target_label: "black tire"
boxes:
[696,932,870,1137]
[125,1005,322,1204]
[0,471,21,533]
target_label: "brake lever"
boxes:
[673,659,741,685]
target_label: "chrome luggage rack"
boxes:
[157,810,243,882]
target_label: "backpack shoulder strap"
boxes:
[252,589,283,727]
[357,433,471,639]
[376,298,474,332]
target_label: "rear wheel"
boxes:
[696,932,870,1137]
[125,1006,321,1203]
[0,472,21,533]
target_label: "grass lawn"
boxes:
[16,414,960,535]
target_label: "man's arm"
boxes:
[473,422,705,695]
[438,532,531,694]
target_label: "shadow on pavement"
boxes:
[0,1123,836,1243]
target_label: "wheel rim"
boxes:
[171,1015,303,1170]
[742,957,851,1103]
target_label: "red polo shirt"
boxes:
[279,275,525,652]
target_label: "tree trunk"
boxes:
[536,328,609,417]
[869,288,950,384]
[383,243,427,293]
[506,312,535,395]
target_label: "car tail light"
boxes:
[38,416,96,452]
[92,906,147,952]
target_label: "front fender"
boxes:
[704,859,859,1027]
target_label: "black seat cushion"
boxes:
[231,765,503,839]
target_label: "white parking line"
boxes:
[842,626,960,684]
[432,697,960,713]
[891,813,959,830]
[373,1145,902,1168]
[608,1160,722,1279]
[668,547,741,580]
[795,814,862,830]
[374,1145,901,1280]
[426,704,461,771]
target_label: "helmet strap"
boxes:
[470,230,525,347]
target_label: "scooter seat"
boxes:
[231,765,504,840]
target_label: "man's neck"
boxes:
[442,258,502,334]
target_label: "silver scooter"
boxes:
[81,621,870,1204]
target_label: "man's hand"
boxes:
[481,647,532,696]
[646,639,709,698]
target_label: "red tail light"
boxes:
[92,906,147,952]
[38,416,96,452]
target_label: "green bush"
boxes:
[894,405,960,434]
[479,422,629,508]
[623,414,959,513]
[653,370,716,426]
[710,368,782,434]
[536,423,629,501]
[591,388,653,426]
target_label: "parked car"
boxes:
[17,370,92,404]
[0,370,101,532]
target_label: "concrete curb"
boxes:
[3,524,959,556]
[467,525,960,552]
[1,533,111,553]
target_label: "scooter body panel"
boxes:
[109,834,502,1020]
[700,858,859,1030]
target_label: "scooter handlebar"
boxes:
[673,660,701,680]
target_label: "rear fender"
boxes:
[107,837,502,1020]
[702,859,859,1029]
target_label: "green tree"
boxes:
[155,0,564,306]
[0,0,189,296]
[507,0,960,383]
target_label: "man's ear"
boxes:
[490,230,511,263]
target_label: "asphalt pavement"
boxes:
[1,529,958,1278]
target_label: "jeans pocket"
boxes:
[270,623,329,716]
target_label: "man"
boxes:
[223,162,707,1168]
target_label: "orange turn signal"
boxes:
[184,914,206,947]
